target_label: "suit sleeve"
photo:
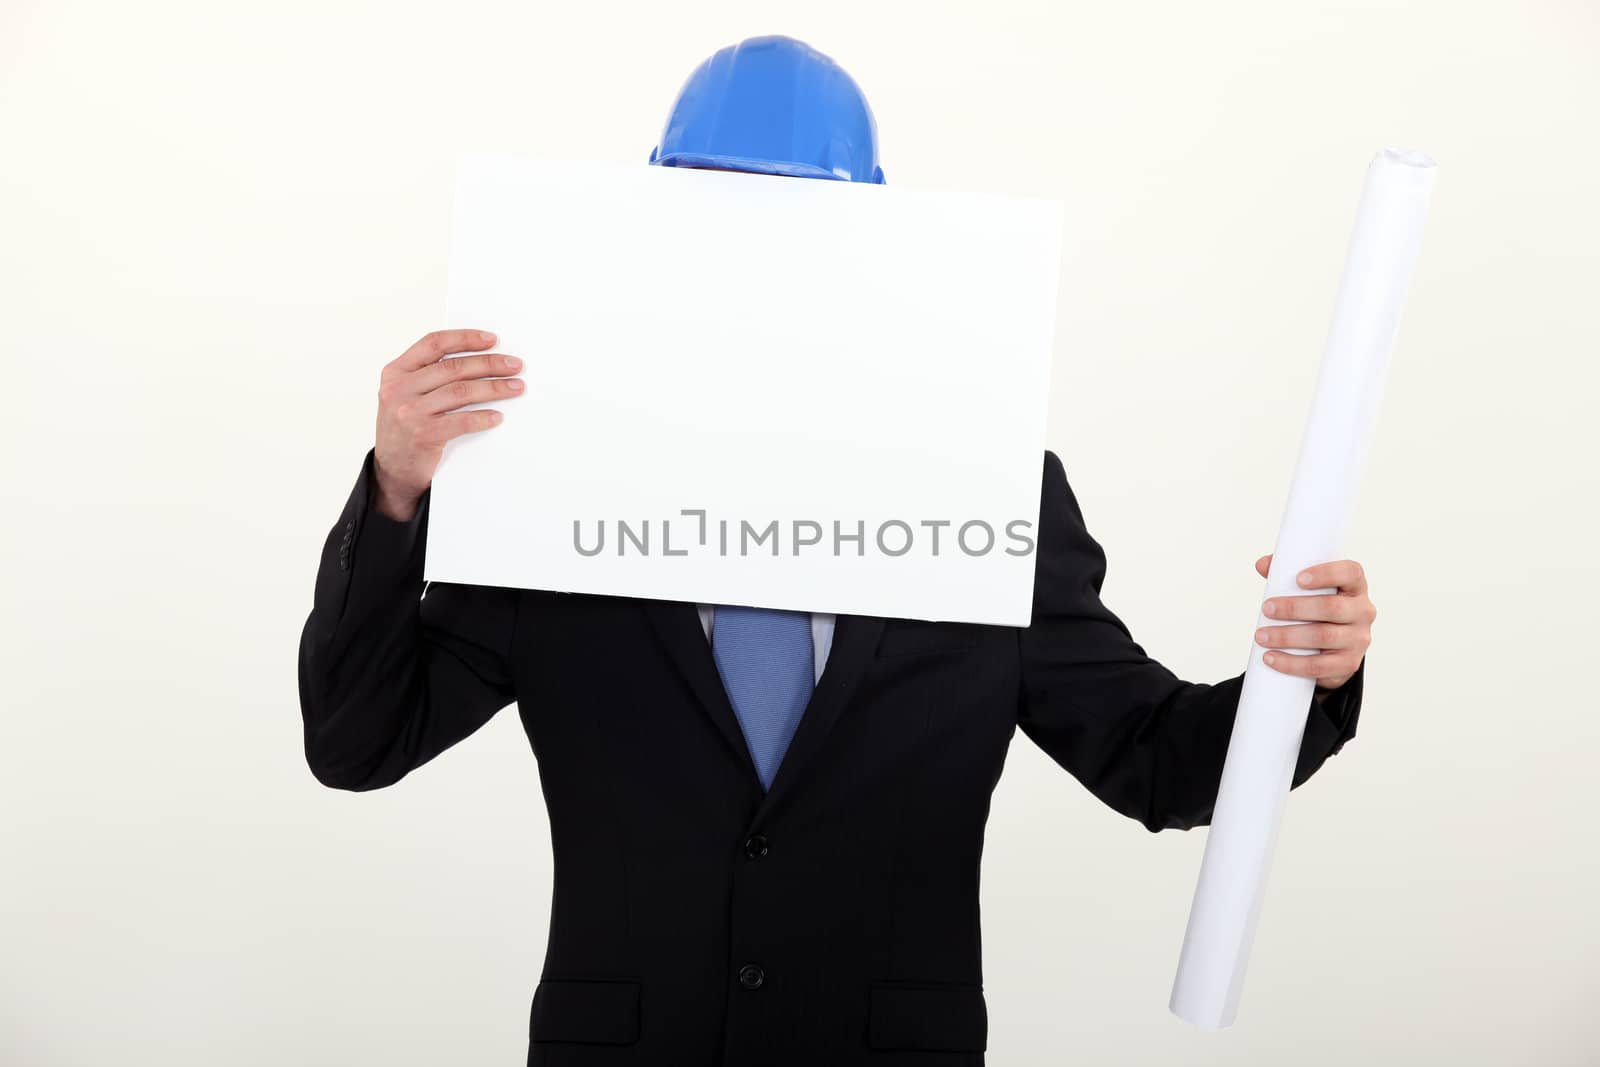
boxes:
[296,448,518,791]
[1017,451,1362,831]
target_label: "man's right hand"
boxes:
[371,329,523,522]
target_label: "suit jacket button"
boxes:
[743,834,769,860]
[737,964,764,990]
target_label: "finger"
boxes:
[1255,553,1272,578]
[417,374,525,415]
[1262,649,1355,679]
[1255,622,1355,652]
[1295,559,1367,595]
[412,352,523,397]
[1262,593,1361,623]
[418,407,504,444]
[394,329,498,371]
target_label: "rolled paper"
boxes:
[1169,148,1436,1029]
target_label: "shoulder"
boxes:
[1037,449,1076,510]
[1029,448,1107,583]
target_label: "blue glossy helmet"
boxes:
[649,35,884,184]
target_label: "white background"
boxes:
[3,1,1597,1064]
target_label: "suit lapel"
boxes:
[752,613,885,825]
[643,600,886,814]
[641,598,761,785]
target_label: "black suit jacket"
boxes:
[298,448,1362,1066]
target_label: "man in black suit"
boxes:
[298,34,1374,1067]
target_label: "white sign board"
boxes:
[427,155,1063,625]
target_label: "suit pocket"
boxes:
[529,978,641,1045]
[867,982,987,1052]
[875,621,984,659]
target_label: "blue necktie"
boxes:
[711,606,814,790]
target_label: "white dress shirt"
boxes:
[696,605,835,685]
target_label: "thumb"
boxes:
[1255,553,1273,578]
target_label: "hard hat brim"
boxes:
[651,151,852,182]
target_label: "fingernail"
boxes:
[479,330,497,344]
[505,356,522,371]
[1264,652,1277,665]
[1255,629,1268,645]
[507,379,524,391]
[1263,601,1277,617]
[1298,571,1314,586]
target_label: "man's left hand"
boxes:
[1253,555,1375,691]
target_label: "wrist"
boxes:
[370,464,422,523]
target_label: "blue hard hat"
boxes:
[649,35,884,184]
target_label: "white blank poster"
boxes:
[427,156,1064,625]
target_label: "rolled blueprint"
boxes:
[1169,148,1436,1029]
